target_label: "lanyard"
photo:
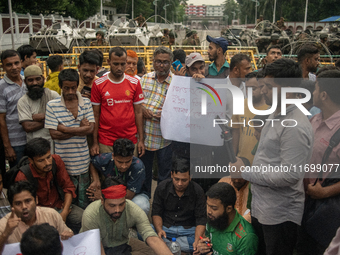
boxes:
[114,165,125,181]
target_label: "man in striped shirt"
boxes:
[45,69,97,209]
[0,50,27,168]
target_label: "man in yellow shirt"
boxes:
[44,55,64,94]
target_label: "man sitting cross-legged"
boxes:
[80,176,172,255]
[0,181,73,253]
[15,138,83,233]
[89,138,149,214]
[152,155,206,253]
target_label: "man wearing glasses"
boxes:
[140,46,173,197]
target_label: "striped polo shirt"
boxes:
[45,91,94,176]
[0,74,27,147]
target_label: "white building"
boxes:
[206,5,225,17]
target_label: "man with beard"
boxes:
[80,177,172,255]
[0,50,27,168]
[45,69,95,210]
[125,50,140,80]
[297,44,320,81]
[205,35,229,78]
[77,50,101,99]
[90,47,145,157]
[0,181,73,251]
[18,65,59,145]
[231,71,268,165]
[140,46,173,198]
[15,138,84,234]
[196,182,258,255]
[228,53,252,97]
[152,155,206,253]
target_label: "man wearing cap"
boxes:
[80,177,172,255]
[90,31,109,47]
[17,65,59,144]
[267,34,280,51]
[125,50,140,80]
[205,35,230,78]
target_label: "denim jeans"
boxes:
[131,193,150,215]
[141,145,172,197]
[9,144,26,168]
[154,225,196,253]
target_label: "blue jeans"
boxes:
[154,225,196,253]
[141,145,172,197]
[131,193,150,215]
[9,145,26,168]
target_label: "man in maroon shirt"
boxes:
[15,138,83,233]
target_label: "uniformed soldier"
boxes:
[256,15,264,24]
[276,17,285,30]
[134,13,147,28]
[161,29,170,45]
[267,34,280,51]
[90,31,109,47]
[169,31,178,47]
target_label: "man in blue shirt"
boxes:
[90,138,150,214]
[205,35,230,78]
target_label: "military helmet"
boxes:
[96,30,105,37]
[320,33,328,39]
[271,34,280,40]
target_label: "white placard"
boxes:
[3,229,101,255]
[161,76,232,146]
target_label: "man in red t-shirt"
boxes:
[90,47,145,157]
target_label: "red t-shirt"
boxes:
[91,74,144,146]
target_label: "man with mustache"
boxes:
[140,46,173,198]
[125,50,140,80]
[15,138,83,233]
[80,177,172,255]
[0,181,73,251]
[17,65,59,145]
[45,69,96,210]
[0,50,27,168]
[205,35,230,78]
[196,182,258,255]
[90,47,145,158]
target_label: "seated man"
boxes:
[80,177,172,255]
[90,138,149,215]
[219,157,251,223]
[20,223,63,255]
[152,155,206,253]
[15,138,83,233]
[197,182,258,255]
[0,181,73,251]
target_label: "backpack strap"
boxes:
[51,158,65,201]
[20,164,38,189]
[315,128,340,183]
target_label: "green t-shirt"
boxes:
[208,60,230,76]
[205,211,258,255]
[80,200,157,248]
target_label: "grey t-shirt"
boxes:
[242,105,313,225]
[0,75,27,147]
[18,88,59,142]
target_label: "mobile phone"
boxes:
[172,60,183,70]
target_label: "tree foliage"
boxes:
[0,0,99,21]
[225,0,340,25]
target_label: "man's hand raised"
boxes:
[4,209,21,237]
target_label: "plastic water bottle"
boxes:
[167,237,181,255]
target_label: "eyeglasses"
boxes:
[154,60,170,66]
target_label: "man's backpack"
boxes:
[303,128,340,248]
[4,156,64,200]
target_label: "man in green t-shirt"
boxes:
[80,177,172,255]
[196,182,258,255]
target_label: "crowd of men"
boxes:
[0,36,339,255]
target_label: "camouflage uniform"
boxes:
[276,18,285,30]
[134,16,146,27]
